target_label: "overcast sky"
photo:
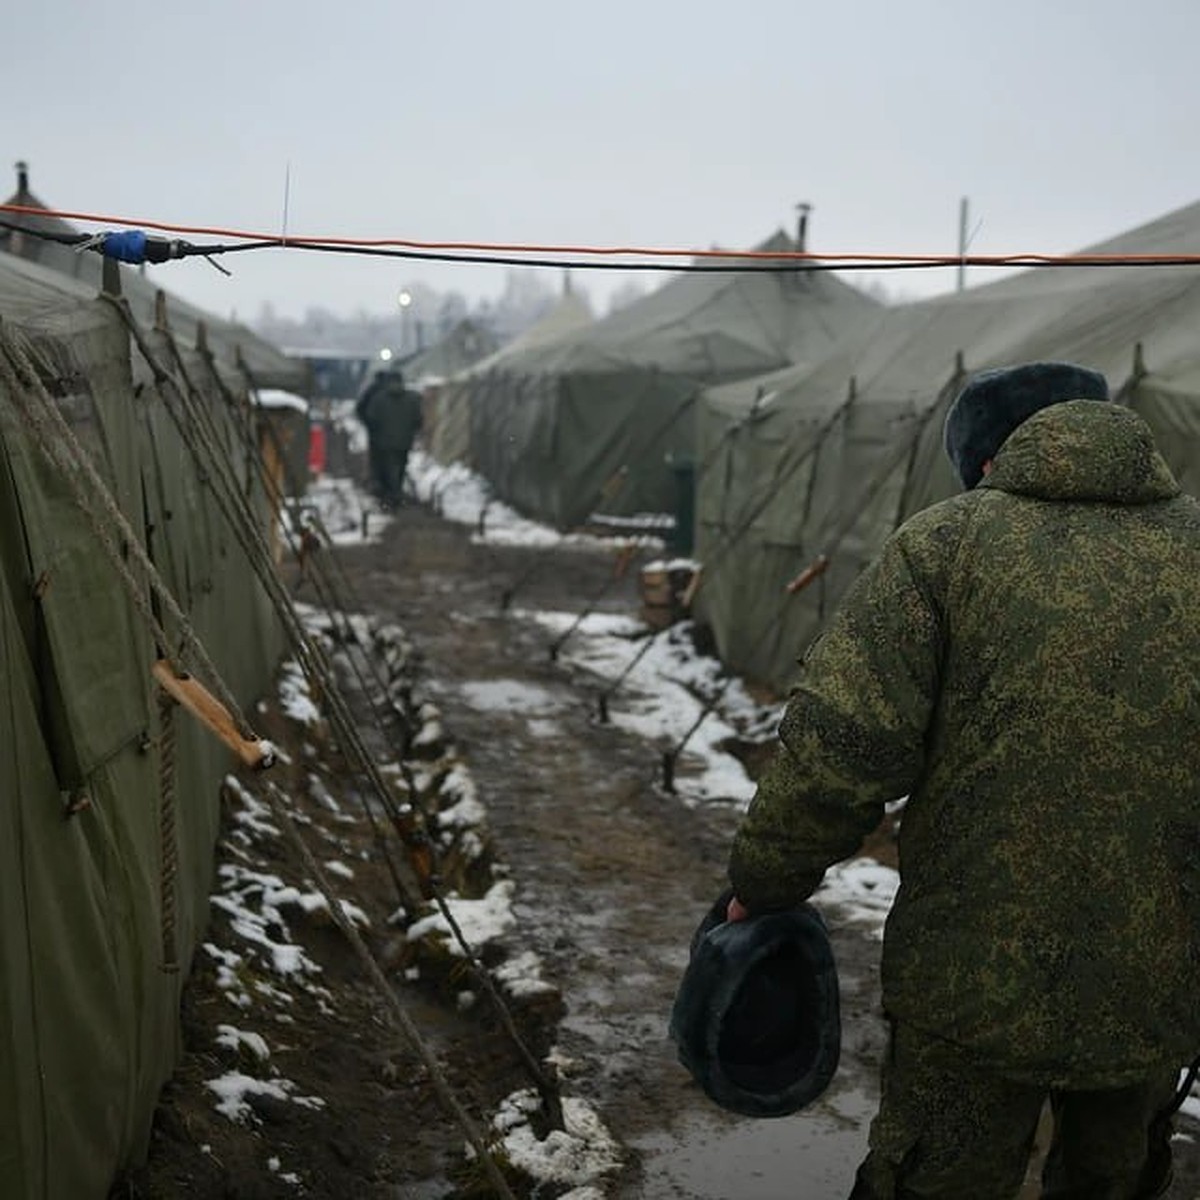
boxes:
[7,0,1200,326]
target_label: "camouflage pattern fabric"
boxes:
[848,1023,1176,1199]
[728,399,1200,1087]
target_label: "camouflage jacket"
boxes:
[728,399,1200,1086]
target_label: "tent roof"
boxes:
[2,178,309,393]
[705,197,1200,423]
[0,248,121,334]
[398,318,503,387]
[693,196,1200,689]
[482,229,882,383]
[456,291,595,380]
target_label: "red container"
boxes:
[308,423,327,475]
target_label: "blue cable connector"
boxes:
[100,230,185,264]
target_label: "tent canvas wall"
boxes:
[444,232,881,531]
[428,291,594,468]
[693,199,1200,691]
[0,249,286,1197]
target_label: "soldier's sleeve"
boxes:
[728,530,945,911]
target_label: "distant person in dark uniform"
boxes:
[355,366,424,510]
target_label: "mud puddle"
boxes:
[630,1084,876,1199]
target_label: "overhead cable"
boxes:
[5,203,1200,276]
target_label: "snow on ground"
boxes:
[523,610,778,808]
[479,1088,623,1191]
[409,449,666,553]
[406,879,518,953]
[288,474,393,547]
[813,859,900,938]
[366,453,900,937]
[208,601,626,1195]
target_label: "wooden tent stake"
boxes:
[152,660,275,770]
[785,555,829,594]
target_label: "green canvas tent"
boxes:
[0,248,286,1197]
[428,290,594,468]
[446,231,881,530]
[692,199,1200,691]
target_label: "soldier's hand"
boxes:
[725,895,751,923]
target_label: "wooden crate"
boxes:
[639,561,699,630]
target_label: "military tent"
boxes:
[0,247,286,1197]
[428,289,594,467]
[445,231,881,530]
[692,199,1200,690]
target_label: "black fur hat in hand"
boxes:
[943,361,1110,489]
[669,890,840,1118]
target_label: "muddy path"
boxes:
[333,505,891,1198]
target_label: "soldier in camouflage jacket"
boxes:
[726,362,1200,1198]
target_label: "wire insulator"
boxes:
[101,231,186,265]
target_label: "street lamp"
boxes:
[398,290,413,354]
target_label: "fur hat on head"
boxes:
[943,361,1110,489]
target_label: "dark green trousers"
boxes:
[850,1023,1179,1199]
[367,441,413,509]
